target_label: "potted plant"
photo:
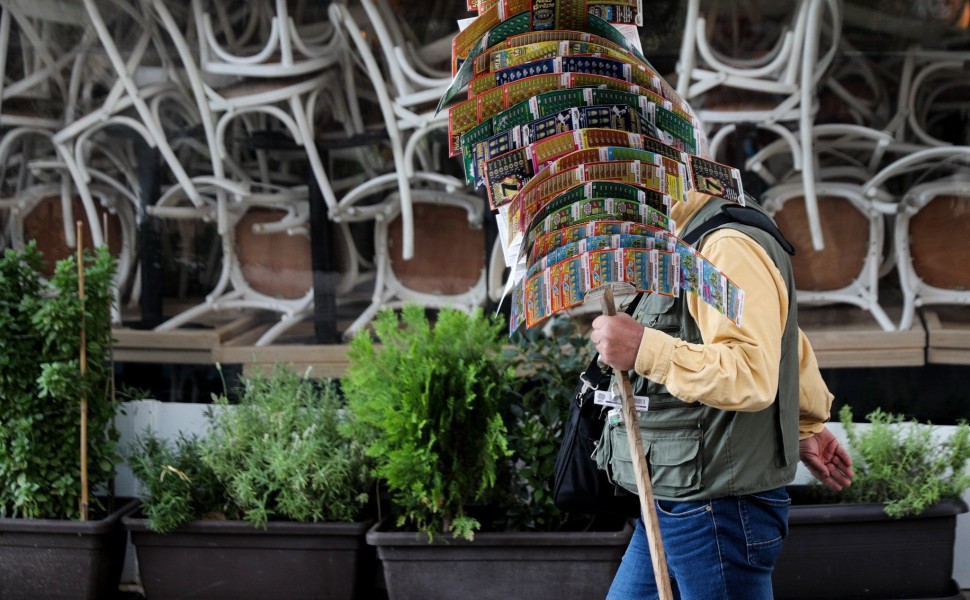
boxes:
[0,242,136,600]
[343,306,631,600]
[123,366,377,600]
[774,405,970,600]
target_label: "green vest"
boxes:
[595,197,800,501]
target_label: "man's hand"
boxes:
[799,427,854,491]
[590,312,644,372]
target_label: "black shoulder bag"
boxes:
[552,294,642,517]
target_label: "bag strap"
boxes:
[681,203,796,256]
[579,293,644,394]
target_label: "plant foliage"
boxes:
[203,369,372,527]
[342,305,514,540]
[127,432,223,533]
[831,405,970,517]
[0,243,118,519]
[127,367,373,532]
[502,316,594,531]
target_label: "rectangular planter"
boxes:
[124,517,375,600]
[774,486,969,600]
[0,497,138,600]
[367,518,633,600]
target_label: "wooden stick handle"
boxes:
[600,287,673,600]
[77,221,89,522]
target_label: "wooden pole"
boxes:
[598,285,673,600]
[77,221,89,522]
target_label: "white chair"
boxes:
[863,147,970,330]
[341,180,488,339]
[50,0,209,255]
[147,178,319,345]
[757,125,899,330]
[137,0,374,338]
[885,49,970,149]
[676,0,843,250]
[0,129,141,306]
[329,0,460,261]
[762,180,896,331]
[0,1,93,130]
[192,0,344,78]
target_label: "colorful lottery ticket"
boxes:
[689,155,746,205]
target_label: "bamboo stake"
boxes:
[77,221,89,522]
[588,283,673,600]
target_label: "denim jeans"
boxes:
[606,487,791,600]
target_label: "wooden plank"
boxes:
[923,308,970,365]
[112,314,267,363]
[218,344,353,379]
[111,346,215,365]
[926,347,970,365]
[799,305,926,368]
[815,347,925,369]
[110,304,939,371]
[800,307,924,346]
[924,308,970,349]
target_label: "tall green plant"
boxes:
[834,405,970,517]
[0,243,118,519]
[342,305,514,540]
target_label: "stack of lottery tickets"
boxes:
[441,0,747,332]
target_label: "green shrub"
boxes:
[127,367,373,532]
[203,369,372,526]
[342,305,514,540]
[127,433,223,533]
[0,243,118,519]
[832,405,970,517]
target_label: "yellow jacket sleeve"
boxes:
[633,228,833,437]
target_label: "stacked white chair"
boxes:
[326,1,488,337]
[676,0,843,250]
[330,0,461,261]
[863,147,970,331]
[758,125,898,330]
[0,3,141,316]
[123,0,361,345]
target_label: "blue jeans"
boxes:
[607,487,790,600]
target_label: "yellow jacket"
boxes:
[633,191,832,440]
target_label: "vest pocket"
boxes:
[598,419,704,498]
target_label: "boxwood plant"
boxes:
[342,305,515,541]
[0,242,118,519]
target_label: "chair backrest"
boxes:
[356,0,453,110]
[0,2,95,129]
[677,0,842,123]
[762,179,896,331]
[904,56,970,147]
[191,0,343,78]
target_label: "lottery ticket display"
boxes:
[445,0,747,333]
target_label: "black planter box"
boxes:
[0,498,138,600]
[124,516,374,600]
[366,518,633,600]
[774,486,969,600]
